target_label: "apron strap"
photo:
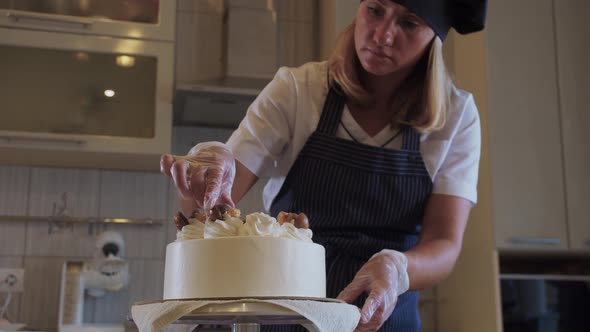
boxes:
[316,86,346,135]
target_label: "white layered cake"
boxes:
[163,211,326,300]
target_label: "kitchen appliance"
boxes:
[58,231,129,332]
[500,256,590,332]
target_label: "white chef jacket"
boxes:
[226,61,481,211]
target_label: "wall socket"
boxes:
[0,268,24,293]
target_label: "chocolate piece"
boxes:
[277,211,295,225]
[226,207,241,218]
[174,212,189,231]
[277,211,310,229]
[190,209,207,223]
[209,204,228,221]
[294,213,310,229]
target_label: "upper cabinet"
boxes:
[554,0,590,252]
[174,0,318,128]
[0,1,175,171]
[0,27,173,171]
[0,0,175,41]
[175,0,318,94]
[487,0,589,252]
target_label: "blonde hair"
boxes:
[328,22,452,133]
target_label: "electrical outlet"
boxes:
[0,268,24,293]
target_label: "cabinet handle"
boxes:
[5,10,93,29]
[509,237,561,245]
[0,135,86,146]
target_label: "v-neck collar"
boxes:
[341,105,399,147]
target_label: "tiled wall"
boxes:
[0,126,266,332]
[0,166,168,331]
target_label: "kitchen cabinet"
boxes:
[554,0,590,252]
[0,0,176,41]
[487,0,569,251]
[175,0,318,93]
[0,0,175,171]
[0,27,173,171]
[488,0,590,252]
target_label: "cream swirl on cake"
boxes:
[175,209,313,242]
[239,212,282,237]
[204,215,244,238]
[279,222,313,242]
[176,220,205,241]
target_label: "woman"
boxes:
[162,0,487,330]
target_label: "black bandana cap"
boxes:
[363,0,488,41]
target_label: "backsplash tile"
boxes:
[0,167,29,255]
[25,168,101,257]
[89,259,164,324]
[0,256,24,323]
[99,171,168,220]
[0,166,30,215]
[87,285,130,325]
[127,259,165,305]
[0,221,26,256]
[28,168,100,218]
[166,181,180,244]
[99,170,168,259]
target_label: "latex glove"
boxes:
[160,142,236,213]
[337,249,410,331]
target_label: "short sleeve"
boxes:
[226,67,297,177]
[432,94,481,204]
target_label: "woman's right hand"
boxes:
[160,142,236,213]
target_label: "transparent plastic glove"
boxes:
[160,142,236,213]
[337,249,410,331]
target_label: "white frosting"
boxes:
[163,237,326,299]
[176,212,313,242]
[203,216,244,238]
[239,212,282,237]
[280,222,313,243]
[176,219,205,241]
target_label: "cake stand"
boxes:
[171,301,312,332]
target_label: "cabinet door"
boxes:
[554,0,590,252]
[0,27,173,171]
[487,0,568,250]
[0,0,175,41]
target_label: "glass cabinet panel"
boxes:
[0,0,160,24]
[0,44,157,138]
[0,0,174,41]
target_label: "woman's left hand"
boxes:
[337,250,410,331]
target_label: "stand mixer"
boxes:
[58,231,129,332]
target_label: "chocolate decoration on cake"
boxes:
[173,212,189,231]
[190,209,207,223]
[209,204,228,221]
[277,211,310,229]
[294,213,310,229]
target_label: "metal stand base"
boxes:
[174,301,310,330]
[232,323,260,332]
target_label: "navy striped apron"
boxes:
[266,86,433,332]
